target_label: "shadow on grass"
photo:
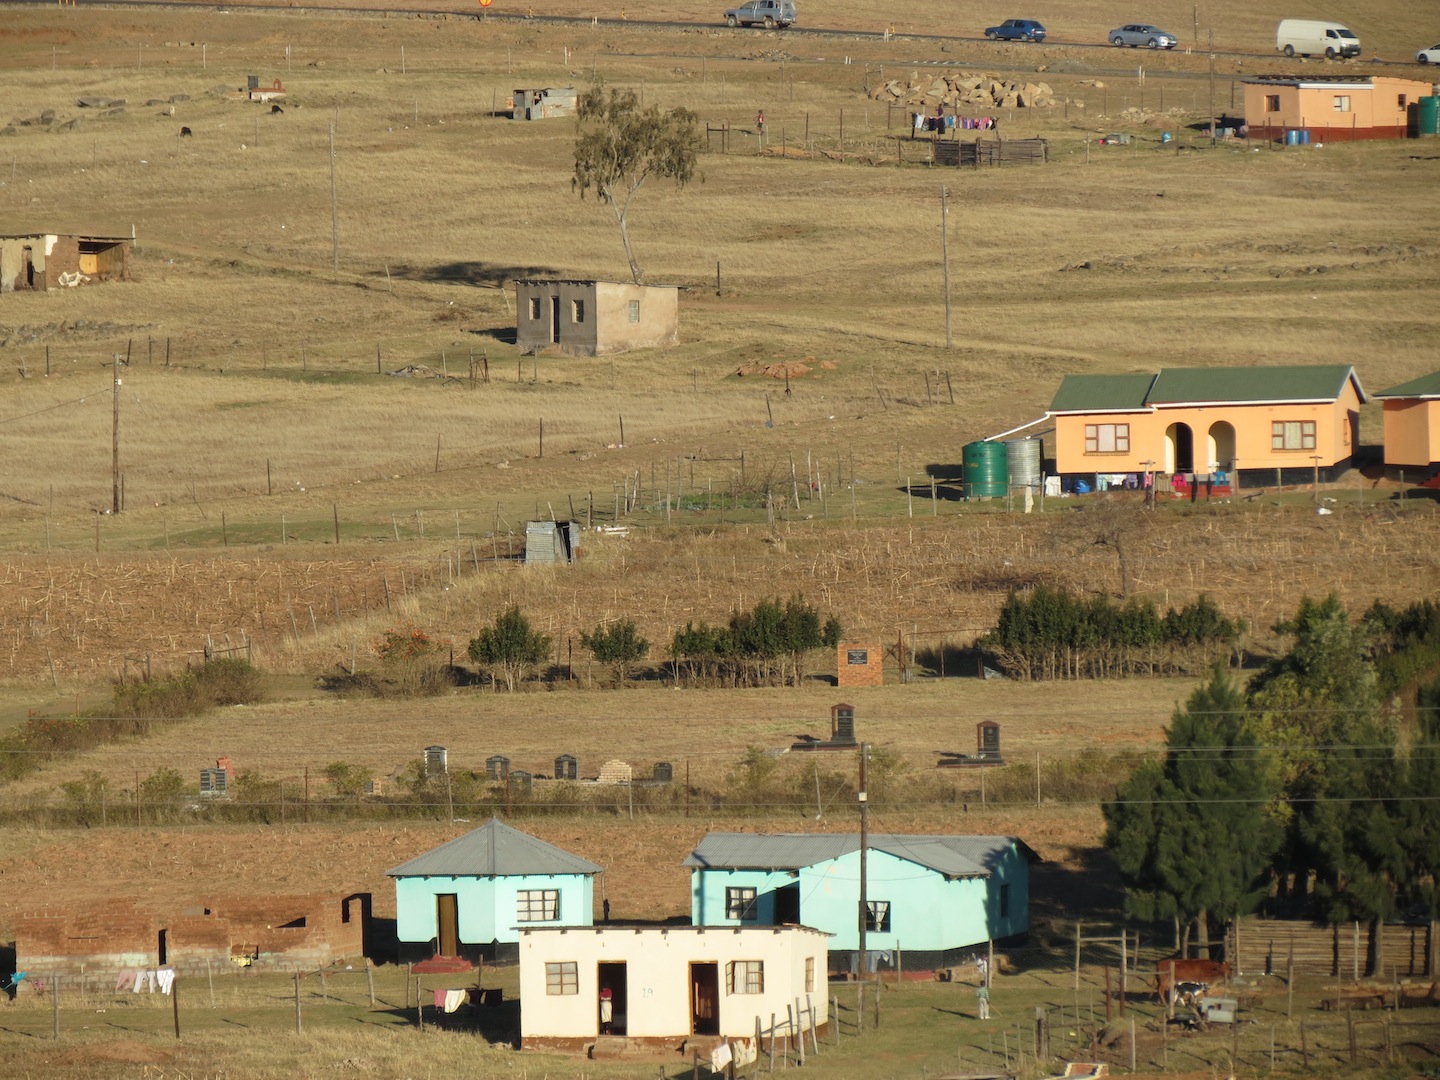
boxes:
[378,261,562,288]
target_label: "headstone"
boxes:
[554,753,578,780]
[653,761,673,783]
[486,754,511,781]
[831,703,858,746]
[425,745,448,776]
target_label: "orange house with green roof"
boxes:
[1046,365,1365,484]
[1373,371,1440,471]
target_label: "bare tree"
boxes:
[573,85,702,283]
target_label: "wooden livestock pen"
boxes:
[935,138,1048,167]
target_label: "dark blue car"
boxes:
[985,18,1046,41]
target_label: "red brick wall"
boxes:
[14,893,369,975]
[836,643,883,687]
[16,903,160,975]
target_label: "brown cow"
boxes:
[1155,958,1231,1000]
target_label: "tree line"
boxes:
[978,586,1244,679]
[1104,596,1440,973]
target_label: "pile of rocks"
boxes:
[871,71,1058,110]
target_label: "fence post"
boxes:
[294,972,302,1033]
[52,974,60,1038]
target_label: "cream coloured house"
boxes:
[518,924,830,1052]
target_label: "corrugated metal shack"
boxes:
[512,87,578,120]
[525,520,579,564]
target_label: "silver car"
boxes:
[1109,23,1178,48]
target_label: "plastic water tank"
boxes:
[963,441,1009,499]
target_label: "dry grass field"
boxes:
[0,1,1438,1071]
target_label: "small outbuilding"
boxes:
[686,832,1037,971]
[1373,370,1440,470]
[512,86,578,120]
[515,278,680,357]
[0,232,130,292]
[518,923,830,1052]
[1242,75,1434,142]
[387,817,602,962]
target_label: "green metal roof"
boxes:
[1048,373,1156,414]
[1373,371,1440,400]
[1146,365,1364,406]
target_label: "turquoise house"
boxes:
[684,833,1037,970]
[388,817,603,962]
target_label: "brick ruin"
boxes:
[14,892,369,977]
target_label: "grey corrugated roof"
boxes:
[387,817,603,878]
[1374,371,1440,400]
[683,833,1037,879]
[1147,364,1364,406]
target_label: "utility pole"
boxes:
[329,124,340,273]
[941,186,952,349]
[111,353,122,513]
[857,743,870,984]
[1208,30,1217,148]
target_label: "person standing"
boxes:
[599,987,614,1034]
[976,982,990,1020]
[756,109,765,136]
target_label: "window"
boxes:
[517,889,560,922]
[1332,96,1351,113]
[727,960,764,994]
[528,297,541,320]
[865,900,891,933]
[1399,95,1408,109]
[545,961,578,995]
[805,956,815,993]
[628,300,641,323]
[1265,95,1280,113]
[572,299,586,323]
[1083,423,1130,454]
[999,884,1011,919]
[1271,420,1317,451]
[726,886,758,921]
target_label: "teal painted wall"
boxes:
[395,874,594,946]
[691,844,1030,951]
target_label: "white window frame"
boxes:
[528,297,542,320]
[628,299,641,323]
[517,889,561,922]
[1332,95,1351,113]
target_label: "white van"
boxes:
[1276,19,1361,59]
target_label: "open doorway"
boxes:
[550,296,561,344]
[158,928,168,966]
[598,960,628,1036]
[774,882,800,924]
[690,961,719,1035]
[436,894,459,957]
[1165,422,1194,474]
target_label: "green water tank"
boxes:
[963,440,1009,499]
[1419,97,1440,137]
